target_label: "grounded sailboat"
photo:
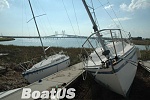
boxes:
[81,0,139,97]
[20,0,70,83]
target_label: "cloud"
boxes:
[120,0,150,12]
[107,23,120,29]
[104,4,114,10]
[120,3,128,11]
[113,17,132,21]
[0,0,10,11]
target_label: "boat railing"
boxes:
[18,57,41,71]
[81,33,103,66]
[45,46,69,57]
[81,29,127,68]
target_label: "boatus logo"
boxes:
[21,88,76,99]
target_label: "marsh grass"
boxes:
[0,45,85,66]
[131,40,150,45]
[140,50,150,61]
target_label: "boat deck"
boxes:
[0,62,84,100]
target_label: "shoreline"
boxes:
[0,37,15,42]
[131,40,150,45]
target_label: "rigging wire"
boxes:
[98,0,129,37]
[21,0,24,45]
[107,0,124,31]
[36,0,54,34]
[106,0,129,38]
[62,0,76,35]
[62,0,80,47]
[72,0,84,46]
[72,0,81,36]
[90,0,101,30]
[97,0,120,29]
[22,0,33,45]
[97,0,130,39]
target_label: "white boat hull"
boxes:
[85,47,137,96]
[22,58,70,83]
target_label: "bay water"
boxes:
[0,38,147,50]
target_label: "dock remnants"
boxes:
[0,62,84,100]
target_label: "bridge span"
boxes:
[1,34,90,39]
[1,34,112,40]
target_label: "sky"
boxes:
[0,0,150,38]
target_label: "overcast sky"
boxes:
[0,0,150,38]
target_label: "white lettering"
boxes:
[56,88,66,99]
[32,91,40,99]
[66,88,76,99]
[50,88,56,99]
[40,91,49,99]
[21,88,31,99]
[21,88,75,99]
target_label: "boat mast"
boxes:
[27,0,47,58]
[82,0,107,53]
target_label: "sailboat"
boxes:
[81,0,138,97]
[20,0,70,83]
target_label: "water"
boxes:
[0,38,86,48]
[135,45,148,50]
[0,38,147,50]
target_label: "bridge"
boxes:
[1,33,113,40]
[1,34,91,39]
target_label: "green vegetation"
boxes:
[0,37,15,41]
